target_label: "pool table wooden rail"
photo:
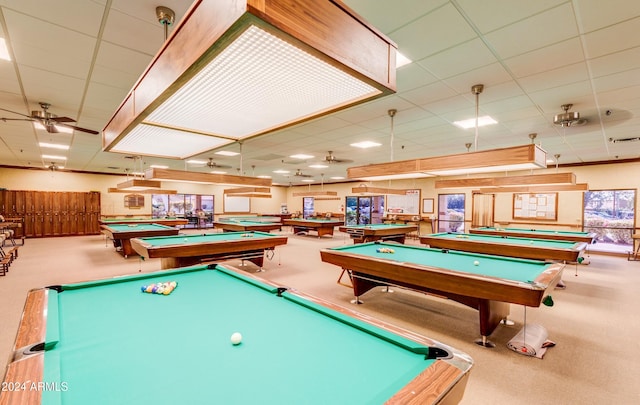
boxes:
[420,233,588,263]
[339,224,418,244]
[320,247,564,341]
[469,227,596,244]
[130,233,288,269]
[1,288,47,405]
[283,219,343,238]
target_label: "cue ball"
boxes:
[230,332,242,345]
[473,260,479,266]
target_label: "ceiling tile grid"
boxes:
[0,0,638,183]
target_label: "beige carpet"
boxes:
[1,230,639,404]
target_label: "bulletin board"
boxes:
[386,189,421,215]
[513,193,557,220]
[223,195,250,213]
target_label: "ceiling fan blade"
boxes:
[0,107,32,119]
[0,117,33,122]
[50,116,76,123]
[58,123,100,135]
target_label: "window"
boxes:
[438,193,465,233]
[584,189,635,252]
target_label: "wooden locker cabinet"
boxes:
[0,190,101,238]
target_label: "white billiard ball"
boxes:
[230,332,243,345]
[473,260,480,266]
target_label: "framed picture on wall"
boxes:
[422,198,434,214]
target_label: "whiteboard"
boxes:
[386,189,420,215]
[223,195,250,213]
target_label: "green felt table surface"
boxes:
[329,242,551,284]
[102,223,176,232]
[474,227,593,237]
[223,216,281,222]
[428,232,580,249]
[217,220,279,226]
[288,218,341,222]
[138,231,278,246]
[41,265,437,404]
[341,223,415,229]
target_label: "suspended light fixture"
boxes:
[224,187,272,198]
[348,144,547,181]
[103,0,397,160]
[292,174,337,197]
[347,86,543,181]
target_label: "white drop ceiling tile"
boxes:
[484,3,578,59]
[495,105,541,124]
[593,68,640,93]
[596,85,640,106]
[18,66,85,107]
[5,12,95,78]
[92,42,154,89]
[471,81,526,105]
[419,38,498,80]
[101,8,164,55]
[396,63,439,93]
[0,0,104,36]
[589,47,640,79]
[504,38,585,78]
[483,96,538,117]
[82,88,128,123]
[581,17,640,59]
[423,94,473,117]
[518,62,590,93]
[14,43,92,80]
[528,80,594,108]
[441,63,512,94]
[343,0,447,34]
[400,81,458,107]
[456,0,565,33]
[390,3,477,61]
[574,0,640,33]
[0,64,21,94]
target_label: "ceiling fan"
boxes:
[553,104,587,127]
[324,150,353,164]
[294,169,312,178]
[0,102,99,134]
[206,158,232,169]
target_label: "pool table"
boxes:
[100,223,180,258]
[469,226,597,244]
[320,242,564,346]
[339,223,419,244]
[98,218,188,227]
[130,231,288,270]
[283,218,343,237]
[213,220,282,233]
[0,264,472,405]
[222,216,282,223]
[420,232,588,263]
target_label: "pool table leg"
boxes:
[475,300,510,348]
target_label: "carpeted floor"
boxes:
[1,229,639,404]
